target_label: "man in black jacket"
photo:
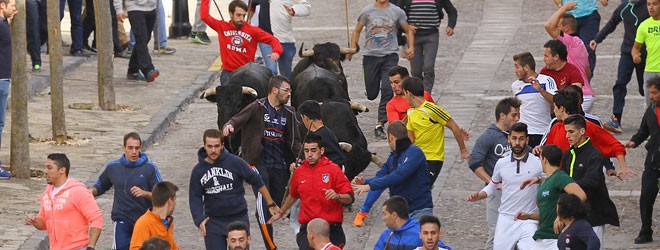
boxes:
[561,114,620,248]
[590,0,649,133]
[625,76,660,244]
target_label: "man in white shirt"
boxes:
[466,122,543,249]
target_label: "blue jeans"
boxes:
[129,0,167,49]
[112,219,135,250]
[359,189,384,213]
[0,80,9,150]
[613,51,646,119]
[220,70,232,86]
[576,11,600,77]
[59,0,83,51]
[259,42,296,80]
[409,207,433,221]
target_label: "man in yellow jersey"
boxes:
[632,0,660,107]
[403,77,470,186]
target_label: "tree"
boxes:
[94,0,116,110]
[47,0,66,143]
[10,0,30,178]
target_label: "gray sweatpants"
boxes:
[410,31,440,94]
[192,0,207,32]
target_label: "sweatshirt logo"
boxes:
[322,174,330,183]
[201,167,236,194]
[223,30,252,53]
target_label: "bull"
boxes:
[200,63,272,153]
[292,42,358,96]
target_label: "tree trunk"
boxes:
[94,0,116,110]
[47,0,67,143]
[10,0,30,178]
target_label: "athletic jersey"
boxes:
[386,92,434,123]
[635,17,660,72]
[482,152,543,216]
[534,169,575,240]
[540,63,584,90]
[406,101,451,161]
[511,74,558,135]
[261,100,287,168]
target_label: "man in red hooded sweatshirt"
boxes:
[25,153,104,250]
[201,0,283,85]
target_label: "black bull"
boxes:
[200,63,272,153]
[292,42,358,98]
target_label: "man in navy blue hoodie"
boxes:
[352,120,433,221]
[91,132,162,250]
[189,129,281,250]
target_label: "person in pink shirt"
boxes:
[545,1,596,113]
[24,154,104,250]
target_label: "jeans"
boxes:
[59,0,84,51]
[613,51,646,120]
[358,188,384,213]
[37,0,47,45]
[363,54,398,123]
[0,80,9,150]
[192,0,207,32]
[409,207,433,221]
[259,42,296,80]
[576,11,601,76]
[410,31,439,93]
[82,0,123,53]
[220,69,232,85]
[129,0,167,49]
[26,0,41,66]
[127,10,156,75]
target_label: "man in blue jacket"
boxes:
[374,196,451,250]
[189,129,280,250]
[352,120,433,220]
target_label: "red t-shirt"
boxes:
[289,156,353,224]
[540,62,585,90]
[386,91,435,123]
[201,0,283,72]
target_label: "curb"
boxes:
[19,70,219,250]
[27,56,90,98]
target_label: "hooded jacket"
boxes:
[39,178,104,250]
[366,138,433,213]
[189,147,265,227]
[374,218,422,250]
[94,153,162,223]
[468,123,511,176]
[226,97,302,166]
[629,105,660,168]
[594,0,649,53]
[561,138,620,227]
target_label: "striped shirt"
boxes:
[407,0,440,32]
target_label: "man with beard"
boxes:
[227,221,251,250]
[24,154,104,250]
[201,0,283,85]
[223,75,301,250]
[90,132,162,250]
[189,129,280,250]
[466,122,543,249]
[625,76,660,244]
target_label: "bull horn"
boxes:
[301,49,314,57]
[340,47,358,54]
[242,86,258,97]
[371,154,383,167]
[349,101,369,113]
[338,142,353,152]
[200,87,216,99]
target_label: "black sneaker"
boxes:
[635,233,653,244]
[115,50,131,59]
[70,49,92,57]
[374,125,387,139]
[84,45,97,54]
[190,31,211,45]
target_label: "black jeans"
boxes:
[26,0,41,66]
[127,10,156,75]
[639,167,660,235]
[296,222,346,250]
[82,0,123,53]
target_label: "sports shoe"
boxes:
[70,49,92,57]
[0,168,11,179]
[634,233,653,244]
[146,69,160,82]
[127,72,146,81]
[604,117,622,134]
[126,47,133,55]
[153,46,176,55]
[353,211,367,227]
[115,50,131,59]
[32,64,41,72]
[374,125,387,139]
[190,31,211,45]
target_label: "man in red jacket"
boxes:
[201,0,283,85]
[269,134,354,249]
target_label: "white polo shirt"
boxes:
[512,74,558,135]
[483,151,543,216]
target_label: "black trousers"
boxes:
[204,214,250,250]
[528,134,543,148]
[252,165,290,250]
[296,222,346,250]
[26,0,41,66]
[82,0,122,53]
[127,10,156,75]
[640,166,660,235]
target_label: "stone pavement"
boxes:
[2,0,660,249]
